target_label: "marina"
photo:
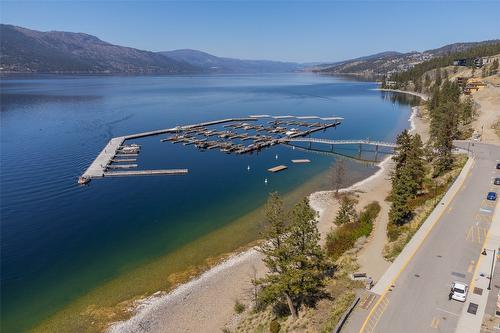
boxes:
[79,115,344,184]
[78,114,401,184]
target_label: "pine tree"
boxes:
[435,69,442,86]
[414,77,422,93]
[286,199,326,310]
[432,102,455,175]
[389,168,413,226]
[408,134,425,193]
[258,196,326,320]
[392,129,412,174]
[461,96,474,124]
[490,59,499,75]
[260,192,287,268]
[424,74,431,88]
[334,196,358,225]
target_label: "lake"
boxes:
[0,73,417,332]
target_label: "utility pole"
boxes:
[482,248,496,290]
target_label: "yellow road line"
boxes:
[430,317,440,328]
[468,260,475,273]
[359,159,475,333]
[466,226,473,242]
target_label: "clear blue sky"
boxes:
[1,1,499,63]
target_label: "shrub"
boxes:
[326,202,381,260]
[270,319,281,333]
[234,300,245,314]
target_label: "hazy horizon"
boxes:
[1,1,499,63]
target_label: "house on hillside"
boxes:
[384,80,397,88]
[463,78,486,95]
[474,57,484,68]
[453,59,467,66]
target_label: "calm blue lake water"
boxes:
[0,74,416,331]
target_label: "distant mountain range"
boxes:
[160,49,301,73]
[314,40,500,76]
[1,24,498,76]
[0,24,301,74]
[0,24,197,74]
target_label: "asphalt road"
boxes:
[365,142,500,333]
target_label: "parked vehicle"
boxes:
[497,163,500,170]
[494,178,500,185]
[487,192,497,201]
[450,282,468,302]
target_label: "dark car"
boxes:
[495,178,500,185]
[487,192,497,201]
[497,163,500,170]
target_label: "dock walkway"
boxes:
[80,118,257,182]
[104,169,188,177]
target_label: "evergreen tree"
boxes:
[408,134,425,193]
[414,77,422,93]
[461,96,474,124]
[389,167,414,226]
[259,196,326,320]
[424,74,431,88]
[334,196,358,225]
[432,102,456,175]
[435,69,442,86]
[392,129,412,174]
[286,199,326,310]
[261,192,287,262]
[490,59,499,75]
[388,131,425,226]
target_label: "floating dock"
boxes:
[291,159,311,163]
[106,164,138,169]
[268,165,288,173]
[104,169,188,177]
[111,158,137,163]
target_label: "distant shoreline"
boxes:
[375,88,429,101]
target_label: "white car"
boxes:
[451,282,468,302]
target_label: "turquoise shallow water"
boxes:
[0,73,417,331]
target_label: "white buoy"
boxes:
[247,165,250,171]
[275,154,278,159]
[292,146,295,150]
[265,178,268,184]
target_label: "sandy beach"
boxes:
[108,92,428,333]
